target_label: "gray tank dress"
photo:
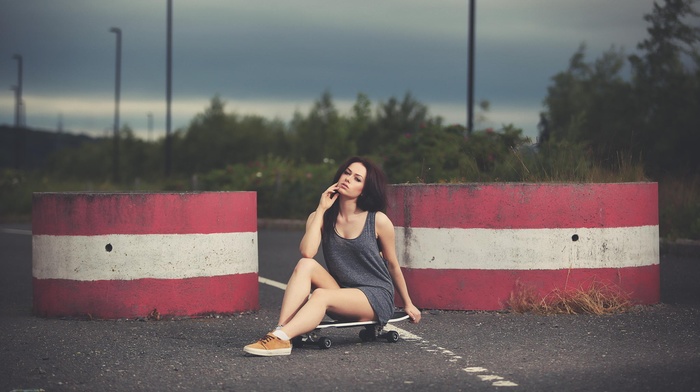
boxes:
[322,211,395,326]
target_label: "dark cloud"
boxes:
[0,0,654,138]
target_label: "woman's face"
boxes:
[337,162,367,199]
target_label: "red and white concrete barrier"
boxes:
[387,183,659,310]
[32,192,258,319]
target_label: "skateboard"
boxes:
[291,311,409,349]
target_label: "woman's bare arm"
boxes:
[376,212,422,323]
[299,183,339,258]
[299,211,323,258]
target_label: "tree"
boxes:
[175,96,232,173]
[543,0,700,175]
[543,44,639,166]
[174,96,291,174]
[349,93,375,156]
[629,0,700,176]
[377,92,432,141]
[289,90,355,163]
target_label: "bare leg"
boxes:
[280,287,376,339]
[278,258,340,326]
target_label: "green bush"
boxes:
[659,176,700,240]
[0,169,32,221]
[199,157,337,219]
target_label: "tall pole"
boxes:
[12,54,24,169]
[12,54,23,127]
[165,0,173,177]
[147,112,154,141]
[110,27,122,183]
[467,0,475,135]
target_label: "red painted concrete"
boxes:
[396,265,660,310]
[32,192,257,235]
[388,183,658,229]
[32,192,259,319]
[33,273,259,319]
[387,183,660,310]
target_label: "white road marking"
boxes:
[0,228,32,235]
[6,229,516,386]
[258,276,288,291]
[259,275,519,388]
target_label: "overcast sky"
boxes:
[0,0,655,140]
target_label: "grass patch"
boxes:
[0,169,165,223]
[507,280,632,315]
[659,175,700,240]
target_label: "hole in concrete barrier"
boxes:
[105,243,113,252]
[571,234,579,242]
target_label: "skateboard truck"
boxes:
[291,311,407,350]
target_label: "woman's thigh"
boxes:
[297,258,341,290]
[316,288,376,322]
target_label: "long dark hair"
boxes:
[322,156,388,237]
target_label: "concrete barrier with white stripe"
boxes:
[387,183,659,310]
[32,192,258,319]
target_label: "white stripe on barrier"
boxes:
[396,225,659,270]
[33,232,258,280]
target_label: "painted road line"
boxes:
[0,228,32,235]
[5,221,519,387]
[258,276,288,291]
[259,276,518,388]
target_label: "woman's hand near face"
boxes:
[300,183,339,257]
[318,183,340,211]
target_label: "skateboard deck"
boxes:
[292,311,409,349]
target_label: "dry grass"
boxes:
[507,280,632,315]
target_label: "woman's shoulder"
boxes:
[374,211,394,229]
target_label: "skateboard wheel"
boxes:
[386,331,400,343]
[318,337,332,349]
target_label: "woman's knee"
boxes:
[293,258,340,289]
[308,288,329,303]
[293,257,320,275]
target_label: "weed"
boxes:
[507,280,632,315]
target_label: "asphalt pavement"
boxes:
[1,224,699,391]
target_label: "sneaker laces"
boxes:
[258,334,276,346]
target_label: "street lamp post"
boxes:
[10,86,21,170]
[12,54,24,169]
[147,112,154,141]
[165,0,173,177]
[110,27,122,183]
[12,54,23,127]
[467,0,475,135]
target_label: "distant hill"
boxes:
[0,125,101,170]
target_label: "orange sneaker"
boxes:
[243,333,292,356]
